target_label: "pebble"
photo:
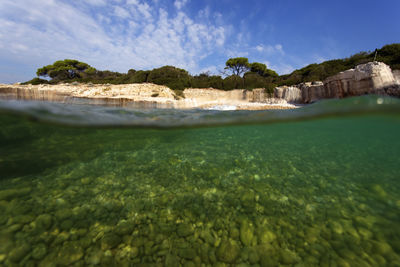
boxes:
[8,244,31,263]
[0,188,31,201]
[101,233,122,250]
[373,241,392,255]
[280,249,300,265]
[216,240,240,263]
[259,228,276,244]
[240,220,254,246]
[57,241,83,265]
[32,243,47,260]
[35,214,53,230]
[177,223,194,237]
[178,248,196,260]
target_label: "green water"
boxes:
[0,97,400,266]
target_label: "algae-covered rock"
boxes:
[178,248,196,260]
[101,233,121,250]
[372,240,393,255]
[280,249,300,265]
[57,241,83,265]
[177,223,194,238]
[115,221,134,236]
[60,219,73,231]
[11,214,34,224]
[7,224,22,233]
[165,253,180,267]
[371,184,387,199]
[329,221,343,235]
[229,226,239,240]
[216,239,240,263]
[55,208,73,221]
[183,261,196,267]
[240,190,255,208]
[200,229,215,245]
[8,243,31,262]
[248,247,260,264]
[0,188,31,201]
[259,228,276,244]
[32,243,47,260]
[36,214,53,230]
[85,248,102,265]
[240,219,254,246]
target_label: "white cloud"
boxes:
[275,44,284,54]
[254,44,284,55]
[174,0,188,10]
[85,0,106,6]
[0,0,228,81]
[126,0,139,4]
[114,6,130,19]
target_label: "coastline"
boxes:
[0,83,300,110]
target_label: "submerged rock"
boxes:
[57,241,83,265]
[35,214,53,230]
[101,233,122,250]
[259,229,276,244]
[240,219,254,246]
[8,244,31,263]
[216,239,240,263]
[177,223,194,237]
[0,188,31,201]
[280,249,300,265]
[178,248,196,260]
[32,243,47,260]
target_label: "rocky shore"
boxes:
[1,61,399,110]
[275,61,400,104]
[0,83,297,110]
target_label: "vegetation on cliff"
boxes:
[23,43,400,92]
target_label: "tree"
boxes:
[225,57,250,76]
[249,62,279,78]
[36,59,92,81]
[250,62,267,76]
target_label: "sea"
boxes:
[0,95,399,266]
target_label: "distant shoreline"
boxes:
[0,83,299,111]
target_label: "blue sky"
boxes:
[0,0,399,83]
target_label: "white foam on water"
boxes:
[206,105,237,111]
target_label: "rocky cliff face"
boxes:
[0,84,294,109]
[275,61,400,103]
[324,61,398,98]
[274,86,302,103]
[299,81,325,103]
[182,88,287,108]
[393,70,400,85]
[0,83,178,108]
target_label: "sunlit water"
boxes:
[0,96,400,266]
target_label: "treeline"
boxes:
[24,43,400,93]
[278,43,400,85]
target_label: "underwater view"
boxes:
[0,96,400,266]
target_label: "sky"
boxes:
[0,0,399,83]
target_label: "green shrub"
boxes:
[243,73,267,89]
[223,75,244,90]
[190,74,224,89]
[21,77,49,85]
[147,66,190,90]
[128,70,150,83]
